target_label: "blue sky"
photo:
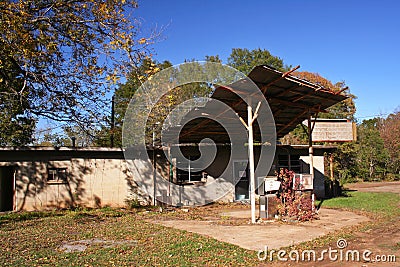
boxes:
[135,0,400,121]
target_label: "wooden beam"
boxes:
[270,84,304,98]
[335,86,348,95]
[277,109,309,135]
[261,65,300,94]
[272,108,284,117]
[291,88,323,103]
[267,96,325,113]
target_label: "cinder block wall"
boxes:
[9,159,133,211]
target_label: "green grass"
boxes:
[317,191,400,217]
[0,209,260,266]
[1,192,399,266]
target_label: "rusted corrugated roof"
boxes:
[163,65,348,144]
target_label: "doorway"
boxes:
[0,166,15,212]
[233,161,249,200]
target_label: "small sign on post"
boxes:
[264,178,281,192]
[293,174,313,190]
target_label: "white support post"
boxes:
[248,104,256,224]
[308,114,315,212]
[307,115,314,180]
[153,130,157,206]
[152,122,160,206]
[239,101,261,224]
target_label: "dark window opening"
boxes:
[47,168,67,183]
[277,154,301,173]
[176,155,206,183]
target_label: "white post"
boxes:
[308,115,315,211]
[153,130,157,206]
[248,104,256,224]
[307,115,314,180]
[239,101,261,224]
[152,122,160,206]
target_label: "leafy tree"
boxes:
[63,126,95,147]
[356,118,390,181]
[97,56,232,147]
[95,59,173,147]
[0,102,35,146]
[34,124,96,147]
[0,62,35,145]
[0,0,155,141]
[293,72,356,121]
[227,48,290,74]
[378,110,400,178]
[331,114,398,183]
[205,55,222,63]
[333,142,359,183]
[280,125,308,145]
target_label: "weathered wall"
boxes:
[0,145,329,210]
[0,159,138,211]
[299,155,325,199]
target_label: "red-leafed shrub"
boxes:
[276,169,317,222]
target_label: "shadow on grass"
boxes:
[316,188,358,211]
[340,189,358,197]
[0,207,130,226]
[0,210,65,225]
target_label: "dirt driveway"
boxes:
[345,181,400,194]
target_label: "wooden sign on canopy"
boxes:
[303,118,357,142]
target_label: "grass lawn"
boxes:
[0,208,260,267]
[317,191,400,217]
[1,191,399,266]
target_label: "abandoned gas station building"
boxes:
[0,65,349,211]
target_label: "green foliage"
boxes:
[227,48,290,74]
[379,110,400,178]
[0,105,35,146]
[0,0,154,138]
[333,142,359,183]
[0,49,36,145]
[95,58,173,147]
[96,57,231,147]
[282,71,361,183]
[0,210,63,222]
[280,124,308,145]
[332,114,399,183]
[205,55,222,63]
[33,125,95,147]
[355,118,390,181]
[38,132,71,147]
[124,197,146,209]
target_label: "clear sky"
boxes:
[135,0,400,121]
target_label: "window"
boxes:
[176,155,203,183]
[47,168,67,183]
[277,154,301,173]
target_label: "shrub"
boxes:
[276,169,316,222]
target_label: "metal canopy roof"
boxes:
[163,65,348,144]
